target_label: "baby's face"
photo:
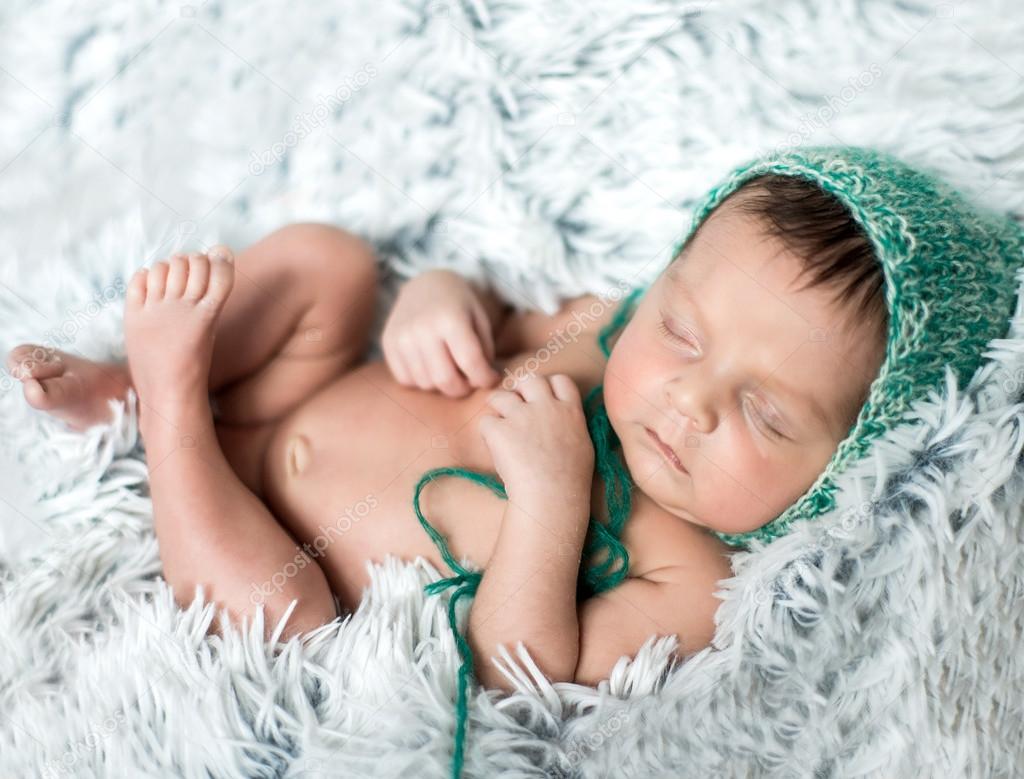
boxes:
[603,202,886,536]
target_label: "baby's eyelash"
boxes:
[657,318,693,346]
[745,398,786,440]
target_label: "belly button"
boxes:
[286,433,312,476]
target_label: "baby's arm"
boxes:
[474,541,728,690]
[469,488,590,690]
[494,291,624,360]
[468,276,515,348]
[470,504,729,689]
[572,561,726,686]
[468,372,594,690]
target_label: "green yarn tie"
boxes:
[412,287,643,779]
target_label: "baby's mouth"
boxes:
[645,427,688,474]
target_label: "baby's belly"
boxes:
[260,351,610,613]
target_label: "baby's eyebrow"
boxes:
[664,264,833,435]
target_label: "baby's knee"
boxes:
[212,579,338,642]
[272,222,378,291]
[278,597,340,640]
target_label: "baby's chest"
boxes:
[258,325,644,609]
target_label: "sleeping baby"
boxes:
[6,146,1022,774]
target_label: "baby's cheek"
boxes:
[699,437,789,535]
[603,344,648,418]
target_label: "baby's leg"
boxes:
[6,223,378,431]
[6,223,379,641]
[124,252,337,642]
[205,222,379,425]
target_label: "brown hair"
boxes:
[727,173,889,341]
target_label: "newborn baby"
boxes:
[6,171,886,690]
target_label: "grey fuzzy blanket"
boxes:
[1,0,1023,776]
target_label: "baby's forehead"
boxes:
[675,214,879,323]
[674,201,789,266]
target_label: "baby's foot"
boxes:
[5,345,132,431]
[124,247,235,432]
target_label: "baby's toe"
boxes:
[7,344,34,375]
[165,255,189,298]
[126,268,147,308]
[203,246,235,309]
[147,261,170,301]
[7,344,63,380]
[183,253,211,301]
[208,244,233,264]
[23,376,68,411]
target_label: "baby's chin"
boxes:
[617,441,767,536]
[616,437,700,524]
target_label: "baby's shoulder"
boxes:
[625,492,735,585]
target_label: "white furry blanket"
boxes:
[1,0,1023,776]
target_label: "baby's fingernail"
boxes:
[209,245,234,263]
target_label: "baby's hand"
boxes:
[382,269,501,397]
[479,373,594,511]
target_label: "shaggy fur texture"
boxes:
[0,0,1022,776]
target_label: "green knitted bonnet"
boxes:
[622,145,1024,548]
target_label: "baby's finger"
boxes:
[404,346,434,390]
[423,338,471,397]
[484,388,522,416]
[469,301,496,364]
[549,373,581,404]
[446,326,498,388]
[384,344,413,386]
[513,372,552,403]
[477,413,500,441]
